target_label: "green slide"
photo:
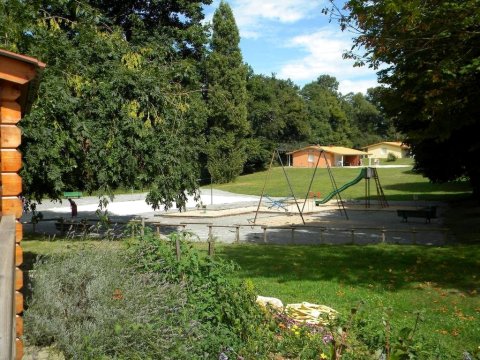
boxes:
[315,168,367,205]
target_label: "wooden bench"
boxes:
[63,191,82,198]
[397,206,437,223]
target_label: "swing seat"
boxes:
[265,195,293,211]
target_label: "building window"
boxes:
[307,153,314,163]
[381,147,388,155]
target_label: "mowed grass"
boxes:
[22,237,480,355]
[210,165,472,201]
[215,243,480,355]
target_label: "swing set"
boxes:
[252,148,388,224]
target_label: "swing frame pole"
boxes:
[253,151,276,224]
[276,150,305,225]
[301,150,323,214]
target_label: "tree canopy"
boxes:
[0,0,403,208]
[1,0,210,209]
[205,0,249,183]
[326,0,480,198]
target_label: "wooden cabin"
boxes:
[0,48,45,360]
[287,145,368,168]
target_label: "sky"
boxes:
[203,0,379,95]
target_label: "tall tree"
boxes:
[1,0,210,210]
[326,0,480,198]
[245,73,310,172]
[205,0,249,183]
[301,75,354,147]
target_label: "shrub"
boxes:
[25,247,199,359]
[25,234,274,359]
[386,153,398,162]
[130,231,274,358]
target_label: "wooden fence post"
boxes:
[319,228,325,244]
[381,228,386,243]
[235,225,240,243]
[175,237,181,261]
[262,226,268,243]
[208,224,214,257]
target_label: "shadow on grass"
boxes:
[383,181,471,194]
[218,244,480,293]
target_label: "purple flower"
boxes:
[322,334,334,344]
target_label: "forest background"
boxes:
[1,0,476,209]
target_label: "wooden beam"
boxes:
[0,101,22,124]
[15,291,23,314]
[0,56,36,85]
[0,83,21,101]
[1,173,22,196]
[15,338,23,360]
[0,125,21,148]
[15,222,22,243]
[1,197,23,218]
[15,316,23,338]
[1,150,22,172]
[15,244,23,266]
[15,268,23,290]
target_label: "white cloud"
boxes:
[233,0,321,24]
[278,29,378,93]
[338,79,379,95]
[205,0,324,39]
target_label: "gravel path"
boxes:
[23,189,450,246]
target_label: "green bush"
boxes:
[24,247,197,359]
[130,231,274,358]
[25,234,274,359]
[386,153,398,162]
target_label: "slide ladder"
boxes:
[315,168,367,205]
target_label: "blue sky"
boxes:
[203,0,379,94]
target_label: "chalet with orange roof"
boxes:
[287,145,368,168]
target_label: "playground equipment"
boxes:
[314,168,367,205]
[253,149,305,225]
[314,167,388,208]
[264,195,294,211]
[302,149,349,219]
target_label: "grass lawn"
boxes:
[215,243,480,355]
[209,165,472,202]
[21,237,480,356]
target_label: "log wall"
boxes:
[0,50,45,360]
[0,80,24,360]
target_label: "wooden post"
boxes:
[262,225,268,243]
[350,229,355,244]
[290,226,295,244]
[175,238,181,261]
[156,224,160,238]
[235,225,240,243]
[141,218,145,237]
[0,50,45,360]
[411,228,417,245]
[381,228,386,243]
[208,224,214,257]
